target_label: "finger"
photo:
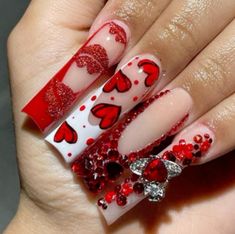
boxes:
[118,0,235,89]
[19,0,171,132]
[23,0,105,29]
[89,0,172,48]
[166,19,235,120]
[107,19,235,157]
[98,92,235,224]
[19,2,132,132]
[45,0,235,161]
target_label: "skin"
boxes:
[5,0,235,233]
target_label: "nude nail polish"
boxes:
[22,20,130,132]
[46,54,162,163]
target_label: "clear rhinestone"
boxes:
[130,158,149,175]
[144,182,166,202]
[163,160,182,179]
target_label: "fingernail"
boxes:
[71,89,189,194]
[118,88,193,155]
[22,20,130,132]
[162,123,215,166]
[97,124,214,224]
[46,54,162,163]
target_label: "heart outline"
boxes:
[54,121,78,144]
[91,103,121,129]
[138,59,160,87]
[103,70,132,93]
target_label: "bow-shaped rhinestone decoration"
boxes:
[130,156,182,202]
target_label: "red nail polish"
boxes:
[22,20,129,132]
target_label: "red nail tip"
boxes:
[22,21,128,132]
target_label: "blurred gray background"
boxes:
[0,0,29,232]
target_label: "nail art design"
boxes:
[98,126,214,225]
[54,121,78,144]
[91,103,122,129]
[71,90,189,193]
[22,20,129,132]
[103,70,132,93]
[46,54,162,163]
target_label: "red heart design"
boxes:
[138,59,160,87]
[91,103,121,129]
[54,121,78,144]
[109,22,127,45]
[103,70,132,93]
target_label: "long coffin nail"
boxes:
[46,54,162,163]
[71,88,191,194]
[98,124,214,225]
[22,20,130,132]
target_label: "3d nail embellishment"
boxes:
[97,127,214,225]
[130,156,182,201]
[46,54,162,163]
[22,20,129,132]
[71,90,191,192]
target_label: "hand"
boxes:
[6,0,235,233]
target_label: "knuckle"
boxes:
[160,14,198,59]
[197,56,229,96]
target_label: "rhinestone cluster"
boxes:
[72,91,188,193]
[162,133,213,165]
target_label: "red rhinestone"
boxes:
[186,143,193,151]
[116,194,127,206]
[133,182,144,194]
[204,133,210,139]
[175,152,185,161]
[71,158,93,177]
[193,135,202,143]
[143,158,168,182]
[183,150,193,159]
[108,150,119,161]
[200,141,210,152]
[173,145,182,153]
[105,191,116,203]
[110,140,118,149]
[125,178,130,183]
[121,183,133,196]
[128,153,137,162]
[114,185,121,193]
[162,151,176,162]
[179,139,186,145]
[86,176,105,193]
[130,173,139,182]
[97,198,105,207]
